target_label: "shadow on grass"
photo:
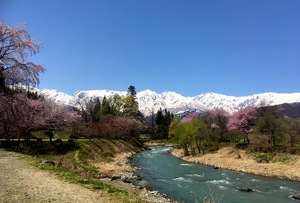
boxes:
[0,139,79,155]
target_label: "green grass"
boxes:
[107,186,128,195]
[25,151,133,197]
[252,152,296,164]
[22,139,146,202]
[34,160,80,183]
[77,179,105,189]
[31,130,72,140]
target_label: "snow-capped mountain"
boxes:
[39,88,300,116]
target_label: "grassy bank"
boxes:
[171,146,300,181]
[1,138,146,203]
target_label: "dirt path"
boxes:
[0,149,113,203]
[171,147,300,181]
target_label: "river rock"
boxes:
[213,165,219,169]
[162,193,168,198]
[111,174,121,181]
[138,180,153,191]
[150,191,158,195]
[293,193,300,200]
[122,178,131,183]
[41,160,55,166]
[136,175,142,180]
[130,178,139,186]
[239,188,253,192]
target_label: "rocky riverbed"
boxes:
[104,170,173,203]
[97,152,175,203]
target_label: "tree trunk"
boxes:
[195,137,201,154]
[272,134,276,146]
[0,68,7,95]
[290,135,295,147]
[201,147,205,155]
[48,130,54,144]
[220,131,224,142]
[183,145,189,156]
[209,133,212,146]
[191,146,196,156]
[246,134,250,144]
[49,135,53,144]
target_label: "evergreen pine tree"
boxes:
[123,85,139,118]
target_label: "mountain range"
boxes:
[37,88,300,117]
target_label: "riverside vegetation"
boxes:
[1,21,300,202]
[166,107,300,183]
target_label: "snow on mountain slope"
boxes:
[41,89,75,106]
[193,92,300,113]
[137,90,198,116]
[39,89,300,116]
[73,90,127,100]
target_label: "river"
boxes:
[132,146,300,203]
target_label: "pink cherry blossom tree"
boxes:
[181,113,200,123]
[0,92,44,140]
[42,100,80,143]
[15,94,44,141]
[108,116,141,140]
[0,94,16,138]
[227,106,257,143]
[0,22,45,94]
[0,93,80,142]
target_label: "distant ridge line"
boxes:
[39,88,300,116]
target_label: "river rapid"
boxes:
[132,146,300,203]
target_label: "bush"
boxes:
[0,140,79,155]
[235,142,249,149]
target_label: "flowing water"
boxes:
[132,146,300,203]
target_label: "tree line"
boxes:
[169,107,300,156]
[74,85,141,140]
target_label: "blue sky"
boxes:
[1,0,299,96]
